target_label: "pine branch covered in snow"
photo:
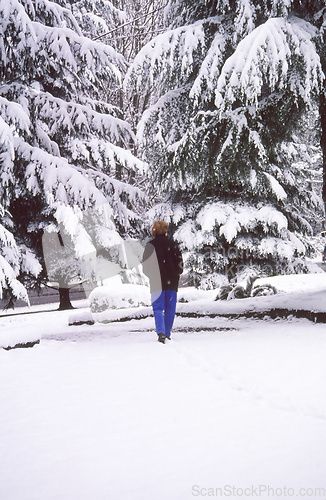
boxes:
[0,204,41,304]
[147,199,313,288]
[214,17,322,110]
[71,0,126,42]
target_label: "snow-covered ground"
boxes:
[1,275,326,500]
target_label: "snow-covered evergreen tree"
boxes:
[125,0,326,286]
[0,0,145,304]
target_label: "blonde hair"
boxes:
[151,220,168,237]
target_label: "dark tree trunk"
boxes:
[58,287,74,310]
[321,89,326,215]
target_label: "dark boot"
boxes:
[158,333,165,344]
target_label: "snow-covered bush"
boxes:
[251,284,278,297]
[89,282,151,312]
[217,274,277,301]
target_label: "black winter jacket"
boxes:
[142,235,183,293]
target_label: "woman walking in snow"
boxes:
[142,221,183,343]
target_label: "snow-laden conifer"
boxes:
[0,0,145,303]
[126,0,326,286]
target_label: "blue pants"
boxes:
[151,290,177,338]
